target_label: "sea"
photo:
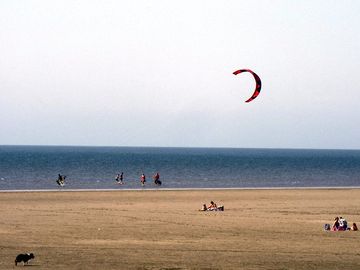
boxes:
[0,145,359,190]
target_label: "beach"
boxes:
[1,189,360,269]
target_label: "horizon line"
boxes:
[0,144,359,151]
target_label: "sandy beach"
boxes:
[1,189,360,269]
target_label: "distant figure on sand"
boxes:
[141,173,146,186]
[153,172,162,185]
[208,201,217,210]
[115,172,124,184]
[332,217,340,231]
[199,201,224,211]
[330,217,357,232]
[339,216,347,230]
[350,223,358,231]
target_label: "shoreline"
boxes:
[1,185,360,193]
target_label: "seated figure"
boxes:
[200,201,224,211]
[199,204,207,211]
[339,217,347,230]
[350,223,358,231]
[332,217,340,231]
[207,201,217,211]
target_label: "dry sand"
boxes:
[1,189,360,269]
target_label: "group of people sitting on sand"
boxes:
[325,216,358,231]
[200,201,224,211]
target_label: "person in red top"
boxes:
[140,173,146,186]
[153,172,162,185]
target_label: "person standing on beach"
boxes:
[141,173,146,186]
[56,174,66,186]
[115,172,124,184]
[153,172,161,185]
[119,172,124,184]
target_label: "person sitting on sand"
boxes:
[207,201,217,211]
[350,223,358,231]
[339,217,347,230]
[199,204,207,211]
[332,217,340,231]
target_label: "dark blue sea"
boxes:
[0,146,359,190]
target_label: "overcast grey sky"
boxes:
[1,0,359,149]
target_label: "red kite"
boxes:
[233,69,262,103]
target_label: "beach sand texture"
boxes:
[1,189,360,269]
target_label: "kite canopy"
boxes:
[233,69,262,103]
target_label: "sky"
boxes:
[1,0,359,149]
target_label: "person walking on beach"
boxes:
[153,172,161,185]
[56,174,66,186]
[115,172,124,184]
[119,172,124,184]
[141,173,146,186]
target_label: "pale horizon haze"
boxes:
[1,1,359,149]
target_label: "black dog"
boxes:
[154,179,162,185]
[15,253,35,266]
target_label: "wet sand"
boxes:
[1,189,360,269]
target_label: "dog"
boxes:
[154,179,162,185]
[15,253,35,266]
